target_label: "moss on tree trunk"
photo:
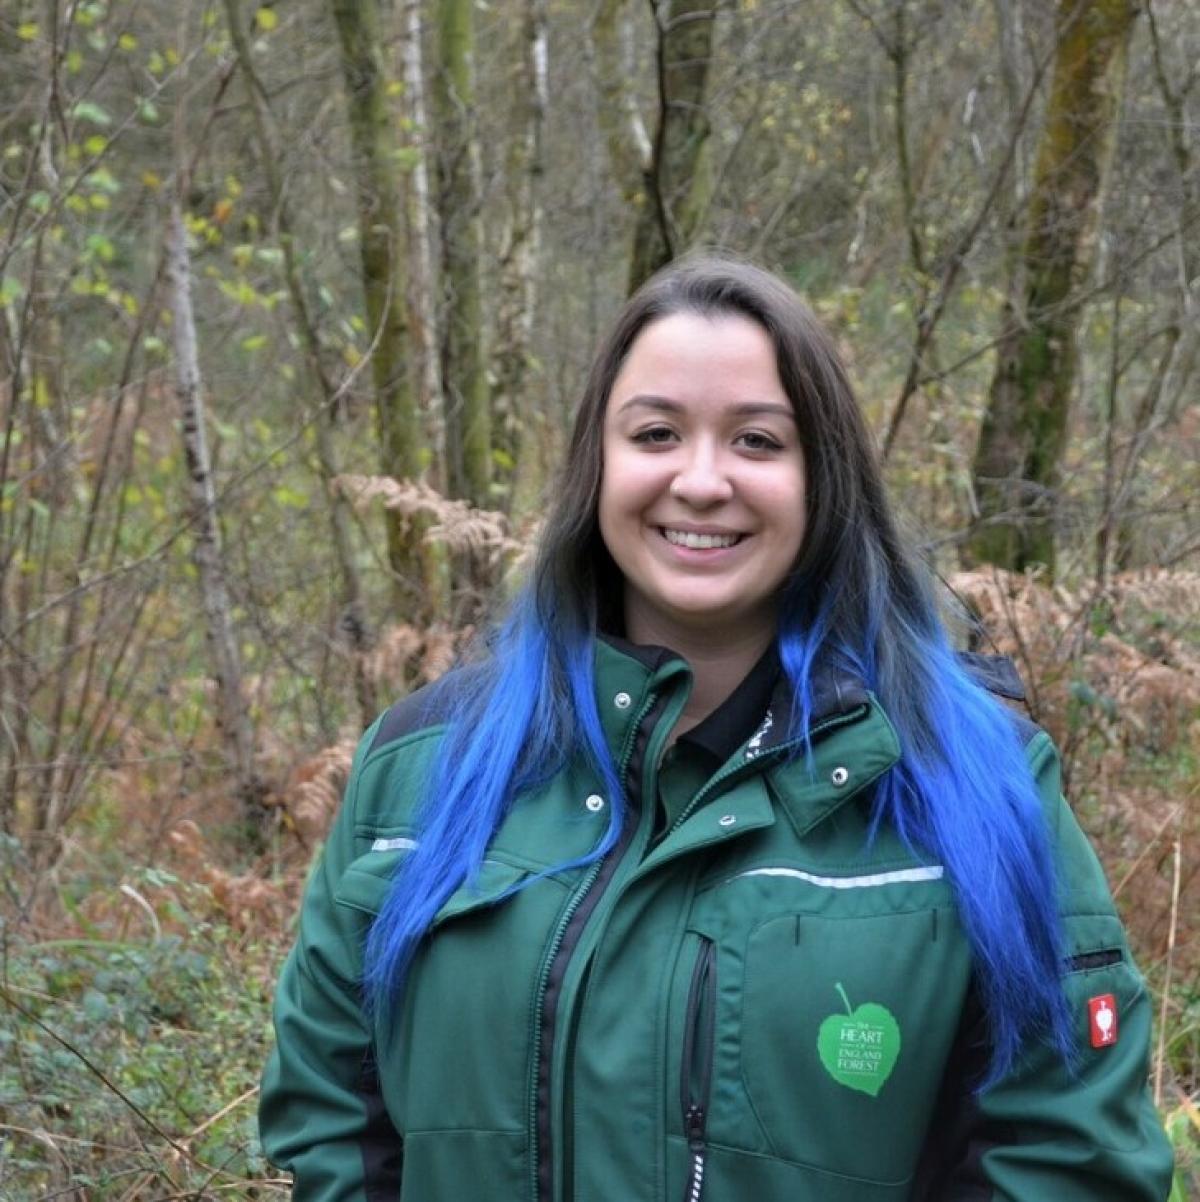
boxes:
[967,0,1138,577]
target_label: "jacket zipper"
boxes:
[680,936,716,1202]
[533,694,867,1199]
[530,688,666,1202]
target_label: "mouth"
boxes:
[659,527,745,550]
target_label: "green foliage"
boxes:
[0,866,286,1198]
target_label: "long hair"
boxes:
[365,254,1072,1085]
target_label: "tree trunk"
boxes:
[629,0,718,292]
[399,0,444,477]
[1110,0,1200,569]
[590,0,653,206]
[501,0,549,521]
[165,200,262,834]
[329,0,425,610]
[967,0,1139,576]
[432,0,491,509]
[223,0,376,724]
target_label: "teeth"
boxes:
[662,529,741,549]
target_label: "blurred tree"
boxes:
[628,0,718,290]
[967,0,1140,576]
[432,0,491,510]
[329,0,425,610]
[166,195,264,833]
[223,0,376,722]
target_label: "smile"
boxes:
[660,528,744,549]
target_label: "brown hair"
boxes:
[532,252,913,634]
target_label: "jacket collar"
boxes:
[593,635,882,764]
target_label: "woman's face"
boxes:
[598,311,807,647]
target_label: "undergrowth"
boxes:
[0,841,289,1200]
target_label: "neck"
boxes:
[623,610,775,736]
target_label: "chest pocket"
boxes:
[333,844,568,1137]
[334,845,529,922]
[689,867,971,1189]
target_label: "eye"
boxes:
[631,425,678,446]
[736,430,785,453]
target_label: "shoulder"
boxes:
[333,664,492,833]
[366,662,491,758]
[955,651,1041,746]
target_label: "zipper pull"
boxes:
[683,1104,707,1202]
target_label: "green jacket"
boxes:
[260,640,1173,1201]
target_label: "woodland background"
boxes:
[0,0,1197,1196]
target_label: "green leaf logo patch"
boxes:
[817,983,901,1097]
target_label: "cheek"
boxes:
[596,460,627,559]
[767,468,807,549]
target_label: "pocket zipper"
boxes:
[680,937,716,1202]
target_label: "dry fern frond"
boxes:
[332,474,529,565]
[948,568,1200,762]
[419,624,467,684]
[361,623,424,687]
[284,736,357,845]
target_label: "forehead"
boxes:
[608,312,785,406]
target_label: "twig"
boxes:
[1153,832,1182,1109]
[1113,804,1184,900]
[0,983,192,1186]
[185,1084,259,1142]
[118,883,163,942]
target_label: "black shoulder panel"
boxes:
[956,651,1041,745]
[957,651,1025,701]
[368,663,486,754]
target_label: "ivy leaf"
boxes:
[72,100,113,127]
[85,233,116,262]
[273,485,310,509]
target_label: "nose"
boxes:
[669,441,734,507]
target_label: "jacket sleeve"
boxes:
[259,717,403,1202]
[914,730,1175,1201]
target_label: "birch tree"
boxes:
[399,0,444,477]
[499,0,549,519]
[165,199,262,830]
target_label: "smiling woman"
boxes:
[599,312,807,668]
[260,255,1173,1202]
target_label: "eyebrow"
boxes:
[616,394,796,421]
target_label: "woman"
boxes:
[260,256,1173,1201]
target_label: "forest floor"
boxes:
[1,569,1197,1200]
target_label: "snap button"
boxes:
[718,814,737,827]
[614,691,632,710]
[831,766,850,787]
[585,793,605,813]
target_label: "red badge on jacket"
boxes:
[1088,994,1118,1048]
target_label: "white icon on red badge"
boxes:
[1088,994,1118,1048]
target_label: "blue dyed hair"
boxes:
[365,254,1072,1085]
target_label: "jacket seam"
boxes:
[664,1131,916,1187]
[360,723,447,773]
[403,1125,525,1137]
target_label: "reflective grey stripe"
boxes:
[371,836,418,851]
[729,865,944,889]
